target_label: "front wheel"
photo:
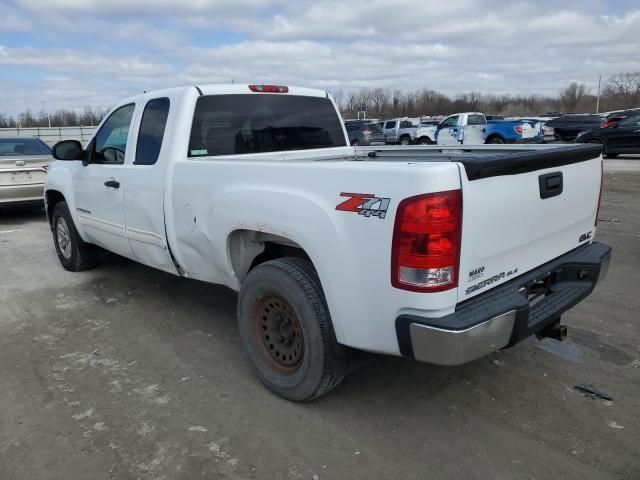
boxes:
[51,201,99,271]
[237,257,349,401]
[486,136,505,144]
[417,137,432,145]
[399,136,412,145]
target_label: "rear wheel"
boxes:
[587,139,616,157]
[238,257,349,401]
[51,201,99,271]
[417,137,432,145]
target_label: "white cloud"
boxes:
[1,0,639,114]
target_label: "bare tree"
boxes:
[559,82,588,112]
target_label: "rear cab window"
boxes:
[188,94,346,157]
[0,138,51,156]
[467,114,487,125]
[135,97,170,165]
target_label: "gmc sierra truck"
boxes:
[45,84,611,401]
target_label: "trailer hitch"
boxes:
[536,318,567,342]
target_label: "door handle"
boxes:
[104,180,120,188]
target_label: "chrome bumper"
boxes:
[410,310,516,365]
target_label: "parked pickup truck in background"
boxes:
[45,84,611,401]
[381,118,418,144]
[429,112,544,145]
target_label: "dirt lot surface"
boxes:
[1,158,639,480]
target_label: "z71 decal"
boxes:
[336,193,391,219]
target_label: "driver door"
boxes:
[72,103,138,258]
[436,115,460,145]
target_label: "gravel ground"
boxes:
[0,157,638,480]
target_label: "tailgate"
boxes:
[456,145,602,302]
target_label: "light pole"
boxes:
[41,101,52,127]
[595,75,602,114]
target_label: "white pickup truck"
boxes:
[45,84,611,401]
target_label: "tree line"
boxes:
[332,71,640,119]
[0,106,109,129]
[1,72,638,128]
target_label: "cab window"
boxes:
[93,104,135,164]
[135,98,170,165]
[441,116,459,128]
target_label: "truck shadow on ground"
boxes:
[92,251,560,408]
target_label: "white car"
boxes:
[44,84,611,401]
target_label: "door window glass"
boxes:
[618,114,640,127]
[442,116,459,127]
[385,121,396,129]
[135,98,170,165]
[93,104,135,164]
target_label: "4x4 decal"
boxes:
[336,193,391,219]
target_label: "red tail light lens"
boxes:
[248,84,289,93]
[391,190,462,292]
[514,125,523,134]
[599,122,608,128]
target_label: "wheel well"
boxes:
[45,190,66,225]
[228,229,311,283]
[485,134,504,143]
[418,136,433,144]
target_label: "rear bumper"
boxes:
[396,242,612,365]
[0,183,45,206]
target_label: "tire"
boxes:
[486,136,505,144]
[417,137,432,145]
[237,257,349,401]
[587,139,617,157]
[351,140,359,146]
[399,136,412,145]
[51,201,99,271]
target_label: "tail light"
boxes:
[362,130,372,135]
[249,84,289,93]
[391,190,462,292]
[514,125,523,134]
[599,121,608,128]
[595,159,603,226]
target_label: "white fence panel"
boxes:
[0,126,97,146]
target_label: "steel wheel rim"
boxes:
[56,217,72,260]
[252,293,304,374]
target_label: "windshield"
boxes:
[0,138,51,156]
[188,94,346,156]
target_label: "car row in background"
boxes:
[0,136,53,208]
[347,113,544,146]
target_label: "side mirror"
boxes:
[52,140,83,161]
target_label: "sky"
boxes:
[1,0,639,115]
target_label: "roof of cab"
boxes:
[196,83,328,98]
